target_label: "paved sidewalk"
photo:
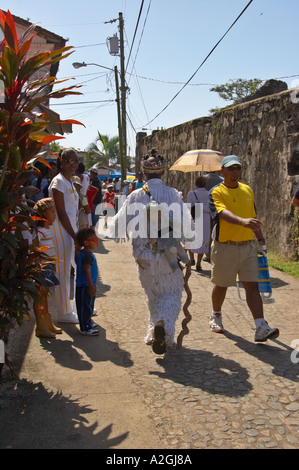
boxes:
[1,238,299,449]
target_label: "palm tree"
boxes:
[85,132,120,168]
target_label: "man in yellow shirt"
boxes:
[209,155,279,342]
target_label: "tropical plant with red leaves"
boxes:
[0,10,83,376]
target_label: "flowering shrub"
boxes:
[0,10,83,375]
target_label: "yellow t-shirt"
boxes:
[209,182,256,242]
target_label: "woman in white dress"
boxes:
[48,149,79,323]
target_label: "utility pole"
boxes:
[106,12,127,182]
[114,66,125,181]
[118,12,127,182]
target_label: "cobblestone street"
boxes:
[1,238,299,449]
[97,239,299,449]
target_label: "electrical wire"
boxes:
[123,28,151,128]
[74,42,106,48]
[127,0,152,85]
[52,100,114,105]
[75,74,109,86]
[142,0,254,128]
[127,72,216,86]
[125,0,145,72]
[124,1,152,136]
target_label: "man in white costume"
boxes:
[108,150,192,354]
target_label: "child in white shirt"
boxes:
[33,198,62,338]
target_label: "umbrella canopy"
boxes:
[169,149,225,172]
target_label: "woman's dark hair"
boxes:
[77,162,85,173]
[57,148,77,172]
[195,176,207,188]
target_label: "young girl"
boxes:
[75,227,99,336]
[33,198,62,338]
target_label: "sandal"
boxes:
[152,321,166,354]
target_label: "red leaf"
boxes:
[30,135,65,145]
[58,119,85,127]
[3,11,18,53]
[25,156,53,169]
[36,245,50,253]
[0,10,6,31]
[18,34,36,62]
[31,216,47,223]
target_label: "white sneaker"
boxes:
[209,313,224,334]
[254,322,279,342]
[57,312,79,324]
[80,327,99,336]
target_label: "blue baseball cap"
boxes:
[221,155,242,168]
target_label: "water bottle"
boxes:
[237,251,275,304]
[258,252,275,303]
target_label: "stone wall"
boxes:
[136,88,299,259]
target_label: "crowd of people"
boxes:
[27,150,146,338]
[109,150,284,354]
[27,147,299,352]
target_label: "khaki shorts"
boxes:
[211,240,258,287]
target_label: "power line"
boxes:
[44,22,104,27]
[74,42,106,49]
[52,100,114,105]
[125,1,153,136]
[128,72,216,86]
[132,73,299,88]
[142,0,254,128]
[127,0,152,84]
[75,74,109,86]
[125,0,145,72]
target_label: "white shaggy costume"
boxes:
[108,177,192,347]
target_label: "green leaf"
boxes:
[18,52,50,82]
[18,35,35,62]
[98,132,108,152]
[2,45,19,87]
[0,11,84,349]
[0,231,18,248]
[18,24,37,47]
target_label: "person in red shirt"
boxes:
[103,184,115,228]
[86,184,99,227]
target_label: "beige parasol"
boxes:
[169,148,225,172]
